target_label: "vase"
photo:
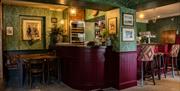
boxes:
[56,34,63,43]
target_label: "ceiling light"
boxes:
[157,15,160,18]
[70,8,76,16]
[139,13,145,19]
[60,19,64,25]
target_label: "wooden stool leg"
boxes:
[141,62,144,86]
[177,57,180,75]
[165,56,168,78]
[162,56,166,78]
[172,57,175,78]
[151,61,155,85]
[157,55,161,80]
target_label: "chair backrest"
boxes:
[170,44,180,57]
[140,45,155,61]
[26,59,45,73]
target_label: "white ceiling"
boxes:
[136,2,180,22]
[2,0,68,11]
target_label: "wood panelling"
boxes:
[161,30,176,44]
[113,51,137,90]
[56,46,105,90]
[56,46,137,90]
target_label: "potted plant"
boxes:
[49,24,64,49]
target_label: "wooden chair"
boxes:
[26,59,45,88]
[139,45,156,86]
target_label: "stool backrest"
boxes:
[170,44,180,57]
[140,45,155,61]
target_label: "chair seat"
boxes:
[139,45,156,86]
[30,69,43,74]
[156,52,164,55]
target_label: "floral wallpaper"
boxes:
[3,5,63,50]
[106,7,136,52]
[119,7,137,52]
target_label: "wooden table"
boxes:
[16,54,58,87]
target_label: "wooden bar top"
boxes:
[17,54,56,60]
[56,43,106,49]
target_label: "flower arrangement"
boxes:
[49,24,64,48]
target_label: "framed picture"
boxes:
[51,18,57,23]
[122,27,134,41]
[108,17,117,35]
[22,19,42,40]
[6,26,13,35]
[123,13,134,26]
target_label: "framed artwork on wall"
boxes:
[108,17,117,35]
[6,26,13,35]
[51,17,57,23]
[22,19,42,40]
[123,13,134,26]
[122,27,134,41]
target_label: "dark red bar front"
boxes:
[56,46,106,90]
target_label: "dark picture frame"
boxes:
[122,27,135,41]
[123,13,134,26]
[51,17,57,23]
[108,17,117,35]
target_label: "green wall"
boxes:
[136,22,147,35]
[85,22,95,41]
[119,7,136,52]
[106,7,136,52]
[3,5,63,50]
[147,15,180,43]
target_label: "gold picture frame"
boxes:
[22,19,42,40]
[108,17,117,35]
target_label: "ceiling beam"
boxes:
[126,0,133,7]
[116,0,126,7]
[14,0,117,11]
[136,0,180,11]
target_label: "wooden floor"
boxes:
[2,72,180,91]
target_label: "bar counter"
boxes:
[56,44,106,90]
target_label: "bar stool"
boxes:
[157,44,167,79]
[165,44,180,78]
[139,45,155,86]
[153,45,161,80]
[26,59,45,88]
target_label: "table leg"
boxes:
[57,58,61,83]
[17,59,23,87]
